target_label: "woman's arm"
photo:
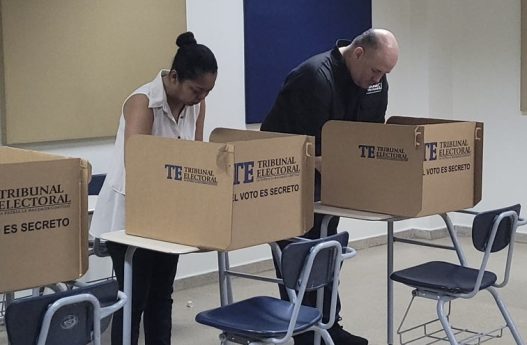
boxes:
[194,99,206,141]
[123,94,154,155]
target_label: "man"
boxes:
[260,28,399,345]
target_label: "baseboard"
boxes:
[174,226,527,291]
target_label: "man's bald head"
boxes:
[341,28,399,89]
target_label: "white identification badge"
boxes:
[366,82,383,95]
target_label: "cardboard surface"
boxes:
[125,130,314,250]
[0,147,89,292]
[322,117,483,217]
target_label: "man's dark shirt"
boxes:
[260,40,388,200]
[261,39,388,157]
[260,40,389,326]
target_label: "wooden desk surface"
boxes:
[100,230,200,255]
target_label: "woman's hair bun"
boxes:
[176,32,197,48]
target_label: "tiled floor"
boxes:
[1,236,526,345]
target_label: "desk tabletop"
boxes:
[314,202,402,221]
[100,230,200,254]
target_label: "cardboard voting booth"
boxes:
[0,147,90,293]
[125,129,315,250]
[322,117,483,217]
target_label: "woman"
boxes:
[89,31,217,345]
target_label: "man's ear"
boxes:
[353,46,364,60]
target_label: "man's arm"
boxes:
[278,71,333,156]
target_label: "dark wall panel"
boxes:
[244,0,372,123]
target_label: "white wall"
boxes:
[450,0,526,212]
[186,0,247,137]
[3,0,526,280]
[372,0,527,232]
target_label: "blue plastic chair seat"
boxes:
[391,261,497,294]
[195,296,321,338]
[88,174,106,195]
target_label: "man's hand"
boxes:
[315,156,322,173]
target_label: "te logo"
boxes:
[358,145,375,158]
[165,164,183,180]
[233,161,254,185]
[424,142,437,161]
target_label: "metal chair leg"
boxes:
[487,287,526,345]
[436,297,459,345]
[318,328,335,345]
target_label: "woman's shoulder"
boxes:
[125,93,149,106]
[123,93,150,113]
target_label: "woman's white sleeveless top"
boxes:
[89,70,200,238]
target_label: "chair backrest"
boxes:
[472,204,521,253]
[5,280,118,345]
[281,232,349,292]
[88,174,107,195]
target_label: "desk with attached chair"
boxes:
[196,232,357,345]
[313,202,472,345]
